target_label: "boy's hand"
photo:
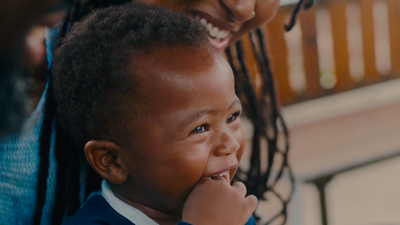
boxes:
[181,176,258,225]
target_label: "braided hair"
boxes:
[33,0,314,224]
[34,1,132,224]
[226,0,314,223]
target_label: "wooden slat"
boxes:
[329,0,353,92]
[359,0,379,83]
[299,6,324,99]
[387,0,400,78]
[240,34,263,95]
[265,6,295,105]
[249,0,400,105]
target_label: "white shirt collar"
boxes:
[101,180,159,225]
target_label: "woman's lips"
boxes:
[207,35,231,51]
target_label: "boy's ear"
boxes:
[84,140,128,184]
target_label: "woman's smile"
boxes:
[136,0,280,51]
[189,11,237,50]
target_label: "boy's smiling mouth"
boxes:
[209,159,239,184]
[211,171,230,184]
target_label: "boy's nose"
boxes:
[213,130,240,156]
[220,0,257,22]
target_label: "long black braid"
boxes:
[285,0,315,31]
[226,38,291,223]
[34,0,131,223]
[33,80,55,225]
[50,121,67,225]
[225,0,314,222]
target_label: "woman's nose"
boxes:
[213,130,241,156]
[220,0,257,22]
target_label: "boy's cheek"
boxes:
[235,128,246,162]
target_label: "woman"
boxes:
[0,0,304,224]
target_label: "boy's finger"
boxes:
[245,194,258,211]
[231,181,247,196]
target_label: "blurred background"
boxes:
[237,0,400,224]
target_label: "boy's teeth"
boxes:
[212,171,229,178]
[195,15,230,40]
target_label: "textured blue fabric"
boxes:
[0,86,58,225]
[45,26,60,68]
[0,26,60,225]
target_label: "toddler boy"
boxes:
[52,2,257,225]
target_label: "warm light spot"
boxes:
[373,0,391,76]
[346,2,365,82]
[316,8,337,89]
[284,23,307,95]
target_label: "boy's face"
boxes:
[119,48,244,215]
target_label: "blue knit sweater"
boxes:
[0,27,59,225]
[0,86,58,225]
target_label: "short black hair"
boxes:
[51,2,211,148]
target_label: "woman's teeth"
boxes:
[195,15,230,41]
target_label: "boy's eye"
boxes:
[227,111,241,123]
[191,125,208,133]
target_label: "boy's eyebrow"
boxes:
[180,99,242,128]
[230,99,242,109]
[180,109,216,129]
